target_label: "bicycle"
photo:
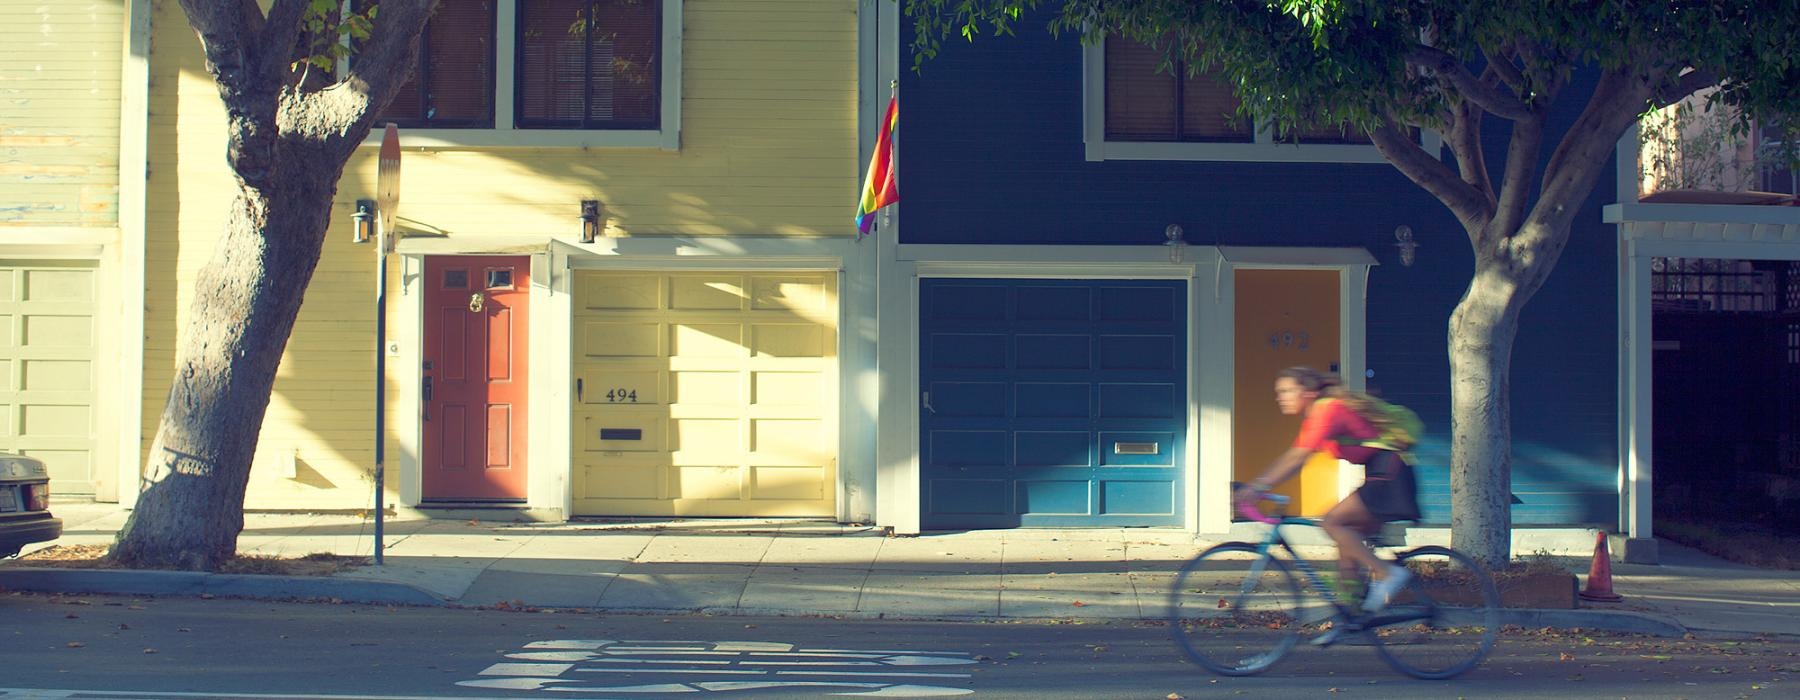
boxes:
[1167,493,1501,679]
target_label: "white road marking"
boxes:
[478,663,576,676]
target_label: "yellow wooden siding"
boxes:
[0,1,124,227]
[572,271,838,517]
[0,260,100,495]
[143,1,859,509]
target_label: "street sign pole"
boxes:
[374,124,401,565]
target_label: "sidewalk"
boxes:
[5,501,1796,638]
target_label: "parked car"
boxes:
[0,453,61,558]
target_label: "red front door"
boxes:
[422,256,529,501]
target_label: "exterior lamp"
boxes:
[1164,224,1188,263]
[580,199,603,243]
[1394,225,1418,267]
[352,199,376,244]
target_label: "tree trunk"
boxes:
[1447,264,1525,567]
[111,174,339,569]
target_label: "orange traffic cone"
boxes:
[1578,531,1624,602]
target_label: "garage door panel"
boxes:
[573,270,837,517]
[1016,286,1091,321]
[580,414,663,452]
[579,274,661,310]
[672,323,743,358]
[25,315,92,347]
[25,268,94,302]
[24,359,91,391]
[1097,383,1176,419]
[929,479,1009,515]
[932,333,1006,369]
[750,323,825,358]
[1014,431,1092,468]
[1014,382,1089,418]
[750,465,825,500]
[671,275,747,310]
[583,321,661,357]
[581,459,663,499]
[1017,480,1089,514]
[673,465,742,499]
[581,368,662,405]
[750,276,830,314]
[1097,334,1176,370]
[922,278,1184,529]
[1016,334,1090,370]
[1100,480,1175,515]
[751,371,820,407]
[1100,431,1174,467]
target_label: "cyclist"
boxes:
[1233,366,1422,618]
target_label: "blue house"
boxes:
[865,6,1649,545]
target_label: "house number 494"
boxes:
[606,388,638,403]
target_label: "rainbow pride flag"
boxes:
[855,95,898,236]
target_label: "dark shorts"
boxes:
[1354,450,1421,522]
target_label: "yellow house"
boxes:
[0,0,148,504]
[139,0,877,521]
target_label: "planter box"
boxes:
[1410,570,1578,610]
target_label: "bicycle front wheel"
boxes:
[1369,545,1501,680]
[1167,542,1305,676]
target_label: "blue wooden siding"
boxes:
[900,20,1621,526]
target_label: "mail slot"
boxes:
[600,428,643,441]
[1113,441,1158,455]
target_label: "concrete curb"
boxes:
[0,568,447,607]
[0,568,1694,638]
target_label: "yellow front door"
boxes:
[571,271,838,517]
[1233,269,1342,516]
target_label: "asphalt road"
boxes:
[1,590,1794,699]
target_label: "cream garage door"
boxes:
[572,271,838,517]
[0,260,99,496]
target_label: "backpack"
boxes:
[1332,395,1425,454]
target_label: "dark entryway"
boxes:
[1652,258,1800,532]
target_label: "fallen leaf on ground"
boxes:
[1072,601,1086,607]
[65,642,84,648]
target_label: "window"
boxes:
[358,0,682,150]
[1084,36,1422,163]
[517,0,661,130]
[371,0,497,129]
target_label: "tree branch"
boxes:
[1492,111,1545,242]
[1480,41,1526,92]
[1650,68,1719,111]
[1407,44,1535,121]
[1370,112,1494,230]
[1445,97,1491,199]
[255,0,310,82]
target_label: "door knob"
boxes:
[468,293,484,313]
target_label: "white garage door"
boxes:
[0,260,99,496]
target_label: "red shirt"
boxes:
[1293,398,1382,464]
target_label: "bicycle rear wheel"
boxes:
[1368,545,1501,679]
[1167,542,1305,676]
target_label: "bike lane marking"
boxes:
[457,639,978,696]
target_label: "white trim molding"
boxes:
[358,0,682,152]
[875,241,1373,536]
[1081,37,1441,164]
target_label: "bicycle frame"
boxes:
[1237,497,1433,632]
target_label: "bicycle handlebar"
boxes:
[1236,492,1290,525]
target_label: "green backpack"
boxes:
[1332,395,1425,454]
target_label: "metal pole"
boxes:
[374,240,387,565]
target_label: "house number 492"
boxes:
[1268,330,1311,351]
[606,388,638,403]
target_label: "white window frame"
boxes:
[357,0,682,151]
[1081,36,1439,163]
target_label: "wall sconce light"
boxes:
[1164,224,1188,263]
[352,199,376,244]
[1394,225,1418,267]
[579,199,603,243]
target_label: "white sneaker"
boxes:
[1309,626,1345,646]
[1363,565,1413,612]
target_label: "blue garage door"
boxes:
[920,279,1187,529]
